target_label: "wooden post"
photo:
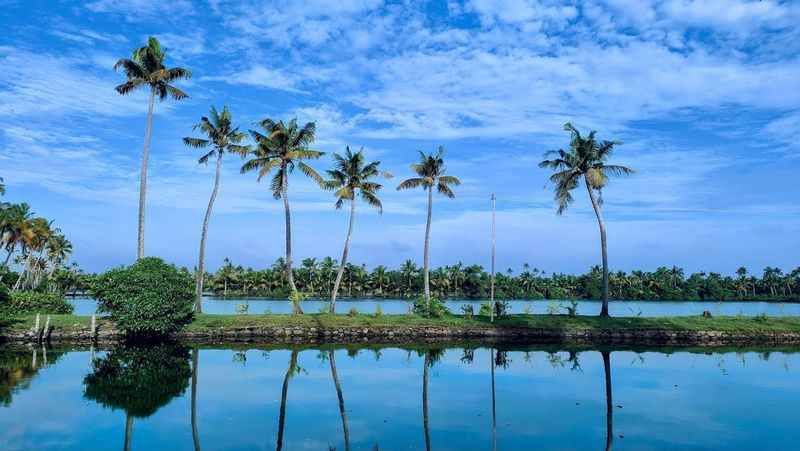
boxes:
[490,194,496,323]
[43,315,51,343]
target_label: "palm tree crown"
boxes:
[241,118,324,195]
[538,122,633,214]
[323,146,385,211]
[397,146,461,197]
[113,36,191,100]
[183,106,249,160]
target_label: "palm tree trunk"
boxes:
[191,348,201,451]
[124,413,134,451]
[329,350,350,451]
[422,352,431,451]
[195,153,223,313]
[602,350,613,451]
[490,194,496,322]
[277,350,297,451]
[423,187,433,312]
[281,171,301,316]
[12,253,29,290]
[137,88,156,260]
[585,181,610,317]
[331,200,356,313]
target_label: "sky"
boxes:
[0,0,798,275]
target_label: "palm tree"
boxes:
[539,123,634,317]
[323,147,386,313]
[184,106,248,312]
[397,147,461,311]
[114,36,191,260]
[241,119,324,310]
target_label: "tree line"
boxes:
[198,258,800,302]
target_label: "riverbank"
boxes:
[4,313,800,346]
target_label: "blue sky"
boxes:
[1,0,798,274]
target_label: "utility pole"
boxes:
[490,193,496,323]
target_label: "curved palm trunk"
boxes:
[422,352,431,451]
[602,350,613,451]
[191,348,201,451]
[281,172,301,314]
[276,350,298,451]
[423,187,433,312]
[195,153,223,313]
[329,350,350,451]
[124,413,134,451]
[12,252,29,290]
[331,200,356,313]
[585,180,609,317]
[137,88,156,260]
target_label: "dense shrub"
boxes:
[479,300,509,318]
[0,283,9,305]
[0,291,74,315]
[90,257,194,337]
[412,296,448,317]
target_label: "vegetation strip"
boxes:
[4,313,800,345]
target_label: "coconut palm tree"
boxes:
[397,147,461,312]
[114,36,191,260]
[241,119,324,311]
[184,106,248,312]
[539,123,634,317]
[323,147,386,313]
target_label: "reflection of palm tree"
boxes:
[125,414,134,451]
[602,351,613,451]
[422,352,431,451]
[192,348,201,451]
[490,348,497,451]
[277,350,299,451]
[328,350,350,451]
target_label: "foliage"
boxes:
[564,299,579,317]
[113,36,191,101]
[90,258,194,337]
[202,258,800,302]
[347,307,359,317]
[0,291,73,315]
[83,343,191,418]
[460,304,474,318]
[374,304,383,317]
[0,283,8,304]
[413,296,448,317]
[235,303,249,315]
[288,291,306,315]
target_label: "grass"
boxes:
[4,312,800,334]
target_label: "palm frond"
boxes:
[396,177,425,191]
[183,137,209,148]
[298,162,324,184]
[437,183,455,198]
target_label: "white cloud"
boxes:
[200,65,307,93]
[85,0,194,17]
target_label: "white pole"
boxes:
[490,193,496,323]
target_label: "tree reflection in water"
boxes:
[276,349,300,451]
[602,350,613,451]
[82,343,191,451]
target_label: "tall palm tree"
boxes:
[323,147,386,313]
[539,123,633,317]
[184,106,248,312]
[241,119,324,311]
[397,147,461,312]
[114,36,191,260]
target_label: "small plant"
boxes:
[494,300,509,317]
[288,291,306,315]
[348,307,359,317]
[318,302,331,314]
[522,304,533,315]
[754,313,769,323]
[546,300,560,315]
[460,304,474,318]
[374,304,383,318]
[235,303,249,315]
[479,302,493,316]
[412,296,448,317]
[564,300,579,317]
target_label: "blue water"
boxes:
[1,344,799,450]
[68,296,800,317]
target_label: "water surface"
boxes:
[1,343,798,450]
[69,296,800,317]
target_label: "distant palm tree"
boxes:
[397,147,461,312]
[241,119,324,311]
[114,36,191,260]
[184,106,248,312]
[539,123,634,317]
[323,147,386,313]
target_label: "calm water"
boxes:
[69,296,800,317]
[2,343,799,450]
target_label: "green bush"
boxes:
[0,291,73,315]
[90,257,194,337]
[0,283,9,305]
[412,296,448,317]
[478,300,508,318]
